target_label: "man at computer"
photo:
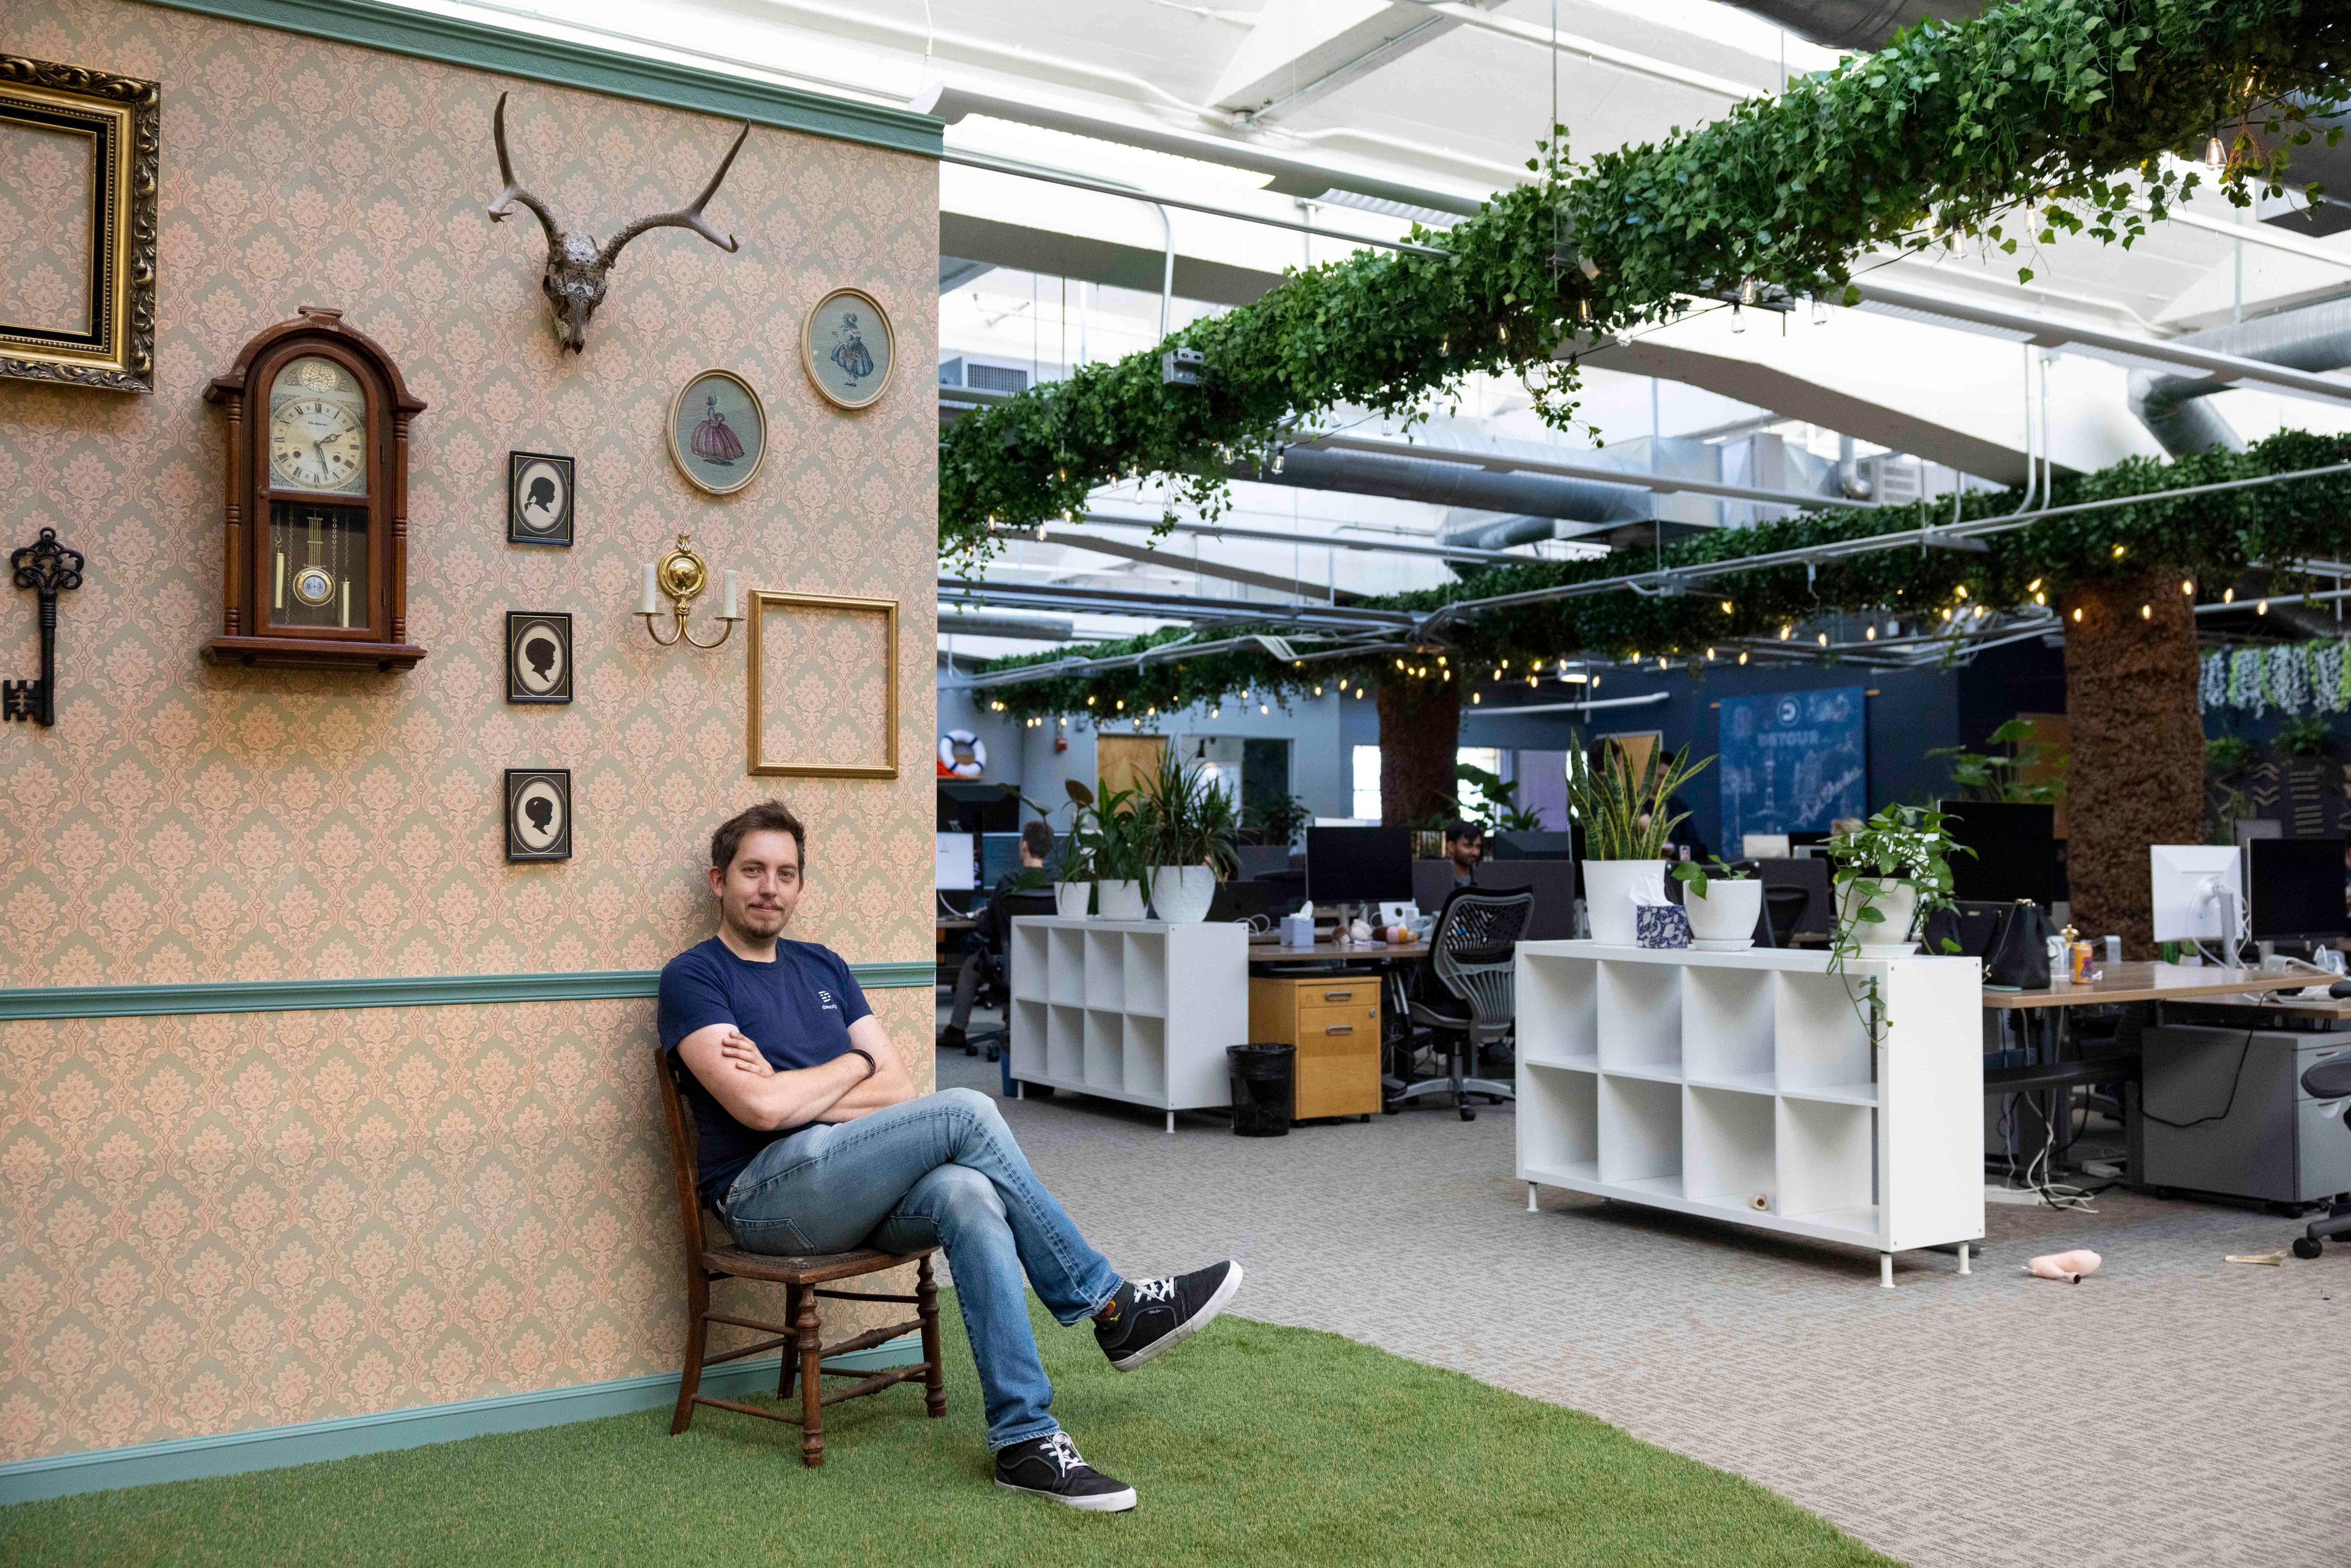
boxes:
[942,819,1053,1054]
[660,803,1240,1510]
[1444,819,1485,888]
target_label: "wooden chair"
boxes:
[654,1048,945,1466]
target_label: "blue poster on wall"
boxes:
[1719,687,1867,850]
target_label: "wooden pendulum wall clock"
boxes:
[202,307,427,671]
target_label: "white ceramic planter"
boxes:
[1584,860,1667,946]
[1054,881,1092,918]
[1682,876,1763,950]
[1095,879,1148,920]
[1147,865,1217,923]
[1839,877,1921,956]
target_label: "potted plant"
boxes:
[1825,804,1965,958]
[1564,735,1714,945]
[1670,859,1763,950]
[1067,779,1150,919]
[1134,751,1240,923]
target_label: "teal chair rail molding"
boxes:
[141,0,945,159]
[0,961,939,1022]
[0,1338,923,1506]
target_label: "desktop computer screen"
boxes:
[1940,800,2060,906]
[1305,825,1414,906]
[2249,837,2349,939]
[936,831,975,891]
[979,831,1026,888]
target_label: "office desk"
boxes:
[1247,939,1429,967]
[1978,962,2280,1009]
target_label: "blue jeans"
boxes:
[721,1086,1121,1450]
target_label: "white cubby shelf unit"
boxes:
[1007,917,1247,1132]
[1514,942,1984,1286]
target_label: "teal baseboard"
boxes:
[0,1336,923,1507]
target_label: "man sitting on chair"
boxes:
[659,801,1240,1511]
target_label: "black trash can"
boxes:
[1226,1042,1295,1137]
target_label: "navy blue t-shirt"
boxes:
[657,937,873,1202]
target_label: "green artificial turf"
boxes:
[2,1296,1891,1568]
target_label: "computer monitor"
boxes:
[1940,801,2060,906]
[1489,830,1578,861]
[979,831,1024,888]
[1742,834,1791,860]
[2150,844,2243,943]
[1305,825,1413,906]
[2250,837,2348,940]
[936,831,975,891]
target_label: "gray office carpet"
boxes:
[933,1029,2344,1568]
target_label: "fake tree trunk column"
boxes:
[2058,569,2205,958]
[1376,675,1461,828]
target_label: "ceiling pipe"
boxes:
[1713,0,1978,51]
[1240,441,1657,523]
[2129,297,2351,454]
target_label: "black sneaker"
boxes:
[940,1025,968,1054]
[994,1430,1137,1512]
[1093,1261,1242,1372]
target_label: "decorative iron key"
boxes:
[6,528,83,727]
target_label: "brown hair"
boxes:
[711,800,806,874]
[1021,819,1055,860]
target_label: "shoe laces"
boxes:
[1132,1276,1176,1305]
[1038,1431,1087,1476]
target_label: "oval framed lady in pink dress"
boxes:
[666,369,767,495]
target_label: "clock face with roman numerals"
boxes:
[267,357,369,495]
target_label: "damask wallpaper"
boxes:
[2,0,940,1463]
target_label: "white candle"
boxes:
[722,569,740,620]
[639,563,658,616]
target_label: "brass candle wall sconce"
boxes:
[636,533,741,650]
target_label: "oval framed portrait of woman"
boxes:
[667,369,767,496]
[802,288,894,411]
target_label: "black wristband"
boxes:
[844,1046,877,1081]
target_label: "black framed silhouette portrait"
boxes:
[504,768,571,861]
[508,451,574,546]
[505,611,572,703]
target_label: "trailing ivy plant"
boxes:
[940,0,2349,565]
[971,430,2351,720]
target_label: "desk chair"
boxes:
[1761,885,1810,948]
[962,892,1059,1062]
[1389,887,1534,1121]
[656,1049,945,1466]
[2295,1054,2351,1258]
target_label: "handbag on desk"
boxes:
[1920,899,2051,989]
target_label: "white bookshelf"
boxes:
[1515,942,1984,1286]
[1008,917,1247,1132]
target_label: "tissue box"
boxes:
[1635,904,1692,949]
[1280,912,1316,947]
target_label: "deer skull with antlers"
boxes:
[487,92,751,353]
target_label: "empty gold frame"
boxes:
[746,590,899,778]
[0,57,159,392]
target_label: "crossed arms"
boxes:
[677,1014,917,1131]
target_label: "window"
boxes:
[1456,746,1504,820]
[1351,745,1381,821]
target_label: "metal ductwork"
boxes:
[1252,442,1654,527]
[1717,0,1978,51]
[2128,297,2351,455]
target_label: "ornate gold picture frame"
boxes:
[0,56,159,392]
[801,287,894,411]
[746,590,899,778]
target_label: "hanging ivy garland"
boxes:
[940,0,2349,566]
[970,431,2351,719]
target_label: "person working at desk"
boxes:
[1444,819,1485,887]
[941,819,1053,1054]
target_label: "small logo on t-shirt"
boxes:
[817,989,838,1011]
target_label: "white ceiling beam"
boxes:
[1208,2,1472,124]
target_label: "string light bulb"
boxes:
[2112,543,2127,558]
[1865,625,1877,640]
[2140,604,2152,619]
[1817,632,1828,647]
[1720,599,1734,615]
[2182,579,2195,596]
[1737,651,1749,665]
[2224,587,2235,604]
[1778,625,1791,640]
[2257,598,2270,615]
[2071,607,2083,623]
[2027,579,2042,592]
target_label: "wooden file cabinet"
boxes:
[1248,974,1382,1120]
